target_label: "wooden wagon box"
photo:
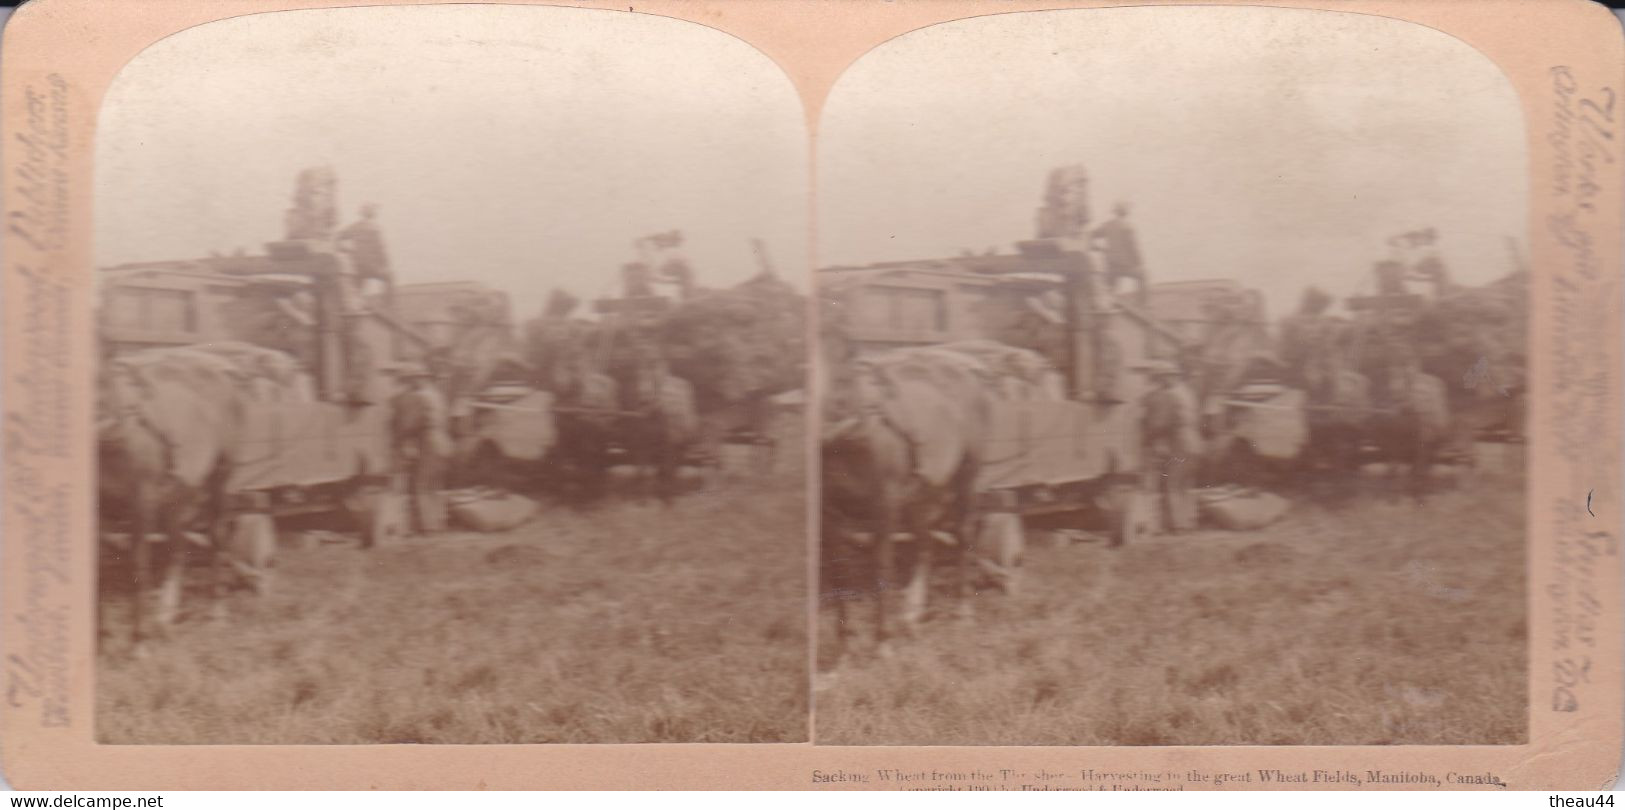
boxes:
[976,398,1140,515]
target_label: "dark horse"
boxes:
[1369,360,1452,503]
[98,346,258,650]
[819,348,990,661]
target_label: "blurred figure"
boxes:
[1090,201,1147,304]
[1278,286,1336,390]
[622,262,655,298]
[390,363,452,534]
[337,202,394,302]
[1141,361,1200,533]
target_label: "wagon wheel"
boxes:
[469,440,507,490]
[366,491,408,548]
[227,512,277,596]
[979,512,1025,596]
[1105,480,1140,549]
[350,483,408,550]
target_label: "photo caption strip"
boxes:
[1544,63,1621,721]
[5,69,76,733]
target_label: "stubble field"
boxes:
[814,457,1527,746]
[97,423,808,745]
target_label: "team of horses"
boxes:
[524,309,783,505]
[1285,323,1461,503]
[819,309,1484,661]
[96,294,1489,660]
[97,343,304,649]
[96,330,743,652]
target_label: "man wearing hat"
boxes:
[1090,200,1147,305]
[1141,360,1200,533]
[389,362,452,535]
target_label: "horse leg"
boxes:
[204,471,232,619]
[640,442,654,502]
[154,503,189,635]
[584,441,608,502]
[695,436,718,492]
[1159,463,1177,534]
[1411,440,1430,505]
[1456,426,1477,488]
[1299,425,1320,484]
[1321,429,1340,490]
[129,487,153,648]
[645,425,666,505]
[900,510,932,632]
[824,529,851,669]
[632,430,652,501]
[759,436,777,477]
[956,514,984,619]
[648,415,674,506]
[1382,435,1403,502]
[657,442,676,508]
[953,466,981,619]
[1334,429,1357,496]
[873,493,897,657]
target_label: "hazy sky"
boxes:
[96,5,808,321]
[817,6,1528,321]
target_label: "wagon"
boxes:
[822,237,1177,550]
[455,384,558,488]
[99,241,413,554]
[974,386,1147,546]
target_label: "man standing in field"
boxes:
[390,363,453,535]
[1141,361,1200,533]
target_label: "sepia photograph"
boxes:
[91,4,809,744]
[3,0,1621,792]
[815,6,1530,747]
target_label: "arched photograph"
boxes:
[815,6,1528,747]
[93,4,809,744]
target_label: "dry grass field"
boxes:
[814,459,1527,746]
[97,426,808,744]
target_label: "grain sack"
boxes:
[976,512,1025,595]
[224,513,277,594]
[449,489,539,532]
[1230,387,1308,460]
[1198,486,1289,531]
